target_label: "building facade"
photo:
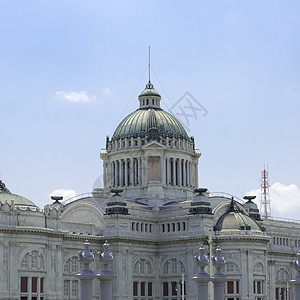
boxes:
[0,80,299,300]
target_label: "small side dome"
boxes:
[0,180,38,207]
[139,82,161,97]
[214,199,262,234]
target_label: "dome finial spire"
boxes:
[148,46,151,84]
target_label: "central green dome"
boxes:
[111,82,190,142]
[112,108,190,141]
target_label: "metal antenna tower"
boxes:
[260,165,271,219]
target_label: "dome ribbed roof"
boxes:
[111,107,190,141]
[112,82,190,142]
[0,180,37,207]
[0,192,37,207]
[214,199,262,232]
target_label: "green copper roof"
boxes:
[0,192,37,207]
[139,83,161,97]
[214,199,262,232]
[217,211,261,231]
[0,180,37,207]
[111,107,190,141]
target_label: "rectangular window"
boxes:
[133,282,138,297]
[236,281,239,294]
[20,297,28,300]
[257,281,261,294]
[163,282,168,296]
[227,281,234,294]
[171,281,177,296]
[148,282,153,297]
[21,277,28,293]
[31,297,37,300]
[40,278,44,294]
[141,282,145,296]
[32,277,37,293]
[253,280,263,295]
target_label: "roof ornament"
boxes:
[0,180,11,194]
[146,46,153,90]
[228,197,240,213]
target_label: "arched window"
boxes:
[253,263,264,274]
[276,268,290,283]
[172,223,175,231]
[149,224,152,232]
[167,224,170,232]
[162,224,165,233]
[21,250,45,271]
[162,258,185,275]
[133,258,153,275]
[132,222,135,231]
[225,263,240,273]
[145,224,148,232]
[177,222,181,231]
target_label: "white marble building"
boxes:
[0,80,299,300]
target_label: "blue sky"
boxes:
[0,1,299,219]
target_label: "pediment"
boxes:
[143,141,165,149]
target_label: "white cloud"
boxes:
[55,91,96,103]
[102,88,115,95]
[246,182,300,220]
[49,188,77,201]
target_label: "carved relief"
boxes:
[133,258,153,276]
[161,258,185,276]
[20,250,45,270]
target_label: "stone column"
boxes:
[178,159,182,186]
[130,158,134,186]
[112,162,115,187]
[193,244,210,300]
[97,241,116,300]
[77,240,96,300]
[172,159,176,185]
[166,158,169,185]
[291,250,300,300]
[103,163,107,188]
[183,160,186,186]
[188,162,191,187]
[125,159,128,186]
[195,161,199,188]
[212,247,227,300]
[139,157,142,186]
[116,160,119,186]
[107,161,112,189]
[120,160,124,187]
